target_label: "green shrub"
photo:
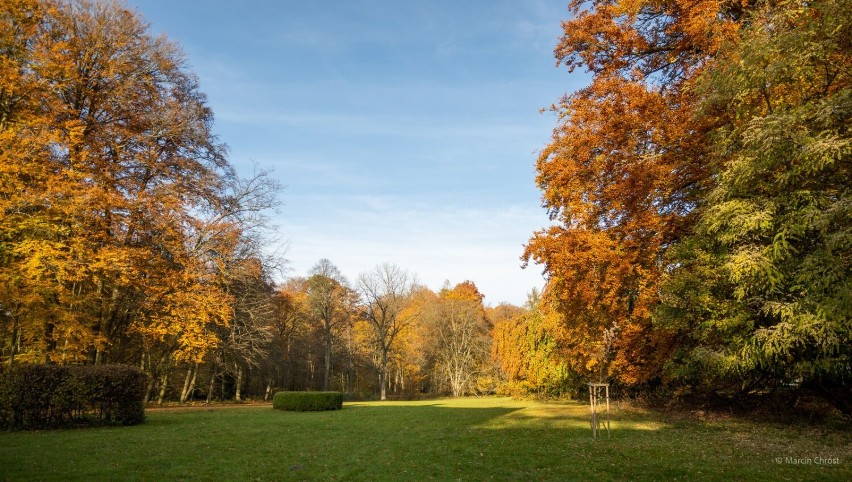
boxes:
[273,391,344,411]
[0,365,71,430]
[70,365,147,425]
[0,364,147,430]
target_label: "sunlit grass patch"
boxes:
[472,398,667,432]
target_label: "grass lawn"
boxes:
[0,397,849,481]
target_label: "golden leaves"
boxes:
[0,0,247,365]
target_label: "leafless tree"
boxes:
[425,297,490,397]
[307,259,356,391]
[357,263,415,400]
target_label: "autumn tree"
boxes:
[658,0,851,412]
[256,278,311,395]
[306,259,356,391]
[0,0,279,378]
[492,291,574,397]
[420,281,492,397]
[524,0,745,384]
[357,263,415,400]
[336,304,377,395]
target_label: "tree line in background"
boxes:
[523,0,850,413]
[0,0,535,403]
[1,0,848,411]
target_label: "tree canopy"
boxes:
[526,0,850,412]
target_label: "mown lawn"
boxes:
[0,397,849,481]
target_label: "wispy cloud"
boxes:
[129,0,571,305]
[279,197,548,305]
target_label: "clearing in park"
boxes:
[1,397,849,481]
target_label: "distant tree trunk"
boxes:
[235,366,243,401]
[180,363,197,403]
[142,352,155,403]
[379,349,388,401]
[8,321,18,367]
[186,365,198,401]
[206,369,216,404]
[144,376,155,404]
[180,367,193,403]
[323,335,332,391]
[143,350,171,403]
[264,379,273,401]
[220,370,228,401]
[157,371,169,405]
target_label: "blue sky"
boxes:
[127,0,587,306]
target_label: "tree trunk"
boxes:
[142,352,155,403]
[220,372,226,401]
[180,367,192,403]
[157,371,169,405]
[264,379,273,401]
[235,366,243,401]
[143,350,171,403]
[144,375,155,404]
[187,364,198,402]
[206,369,216,404]
[8,321,18,367]
[180,364,197,403]
[323,333,332,391]
[379,349,388,401]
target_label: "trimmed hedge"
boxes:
[0,364,147,430]
[273,391,344,411]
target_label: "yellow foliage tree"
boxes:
[0,0,270,369]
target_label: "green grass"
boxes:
[1,397,849,481]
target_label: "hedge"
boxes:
[0,364,147,430]
[273,391,344,411]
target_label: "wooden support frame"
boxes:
[588,383,610,439]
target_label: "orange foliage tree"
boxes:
[524,0,745,384]
[0,0,277,372]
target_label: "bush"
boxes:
[0,365,71,430]
[273,391,344,412]
[0,364,147,430]
[70,365,147,425]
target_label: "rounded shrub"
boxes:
[273,391,344,411]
